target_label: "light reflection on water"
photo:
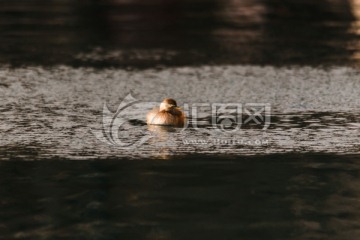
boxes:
[0,65,359,160]
[350,0,360,60]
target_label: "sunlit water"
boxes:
[1,0,360,239]
[0,65,359,160]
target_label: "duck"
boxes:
[146,98,185,127]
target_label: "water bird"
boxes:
[147,98,185,127]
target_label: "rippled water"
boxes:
[1,0,360,239]
[0,65,359,160]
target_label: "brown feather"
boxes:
[147,108,185,127]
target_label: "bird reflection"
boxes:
[147,125,179,160]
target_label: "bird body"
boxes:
[146,98,185,127]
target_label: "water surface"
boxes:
[1,154,360,240]
[1,0,360,67]
[1,0,360,239]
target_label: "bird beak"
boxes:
[175,106,182,110]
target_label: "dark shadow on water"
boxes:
[0,153,360,239]
[0,0,360,68]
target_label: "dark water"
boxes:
[1,0,360,239]
[1,0,360,67]
[1,154,360,240]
